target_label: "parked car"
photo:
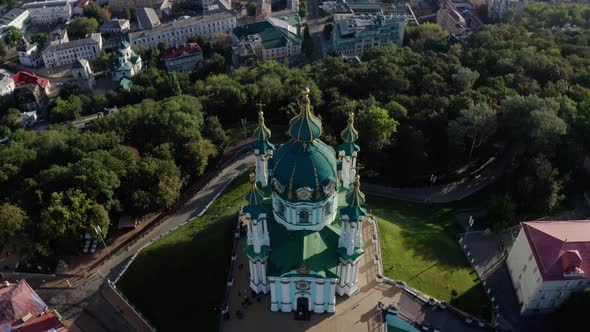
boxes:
[387,304,400,315]
[439,301,447,309]
[427,297,437,306]
[395,280,407,288]
[421,322,431,331]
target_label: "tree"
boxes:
[299,0,308,18]
[30,33,48,46]
[451,66,480,91]
[0,203,27,248]
[49,95,88,122]
[195,74,246,122]
[247,2,256,17]
[83,3,111,23]
[3,26,22,46]
[167,72,182,96]
[0,39,6,56]
[181,139,217,176]
[192,52,226,80]
[203,116,228,145]
[517,154,566,213]
[448,103,497,162]
[67,17,99,38]
[356,104,399,151]
[556,289,590,332]
[40,189,100,254]
[487,195,516,232]
[405,23,448,51]
[302,25,313,58]
[1,108,22,130]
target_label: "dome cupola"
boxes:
[288,87,322,142]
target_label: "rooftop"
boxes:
[100,19,130,30]
[136,7,160,29]
[232,15,301,51]
[129,11,235,39]
[522,221,590,281]
[42,33,101,53]
[161,42,202,60]
[0,280,48,328]
[0,8,28,24]
[337,14,405,37]
[13,71,48,89]
[23,0,70,9]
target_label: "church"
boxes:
[241,88,368,315]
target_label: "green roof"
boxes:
[232,15,302,50]
[386,314,420,332]
[288,91,322,142]
[245,173,265,205]
[269,139,337,203]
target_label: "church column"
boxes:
[281,280,292,311]
[328,280,336,313]
[314,281,325,313]
[270,280,278,311]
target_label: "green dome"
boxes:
[337,112,360,156]
[245,173,264,205]
[270,139,337,203]
[288,88,322,142]
[253,110,271,141]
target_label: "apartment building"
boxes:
[507,221,590,315]
[128,12,237,49]
[23,0,72,25]
[332,14,406,57]
[41,33,103,68]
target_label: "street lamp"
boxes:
[94,225,111,259]
[425,174,437,203]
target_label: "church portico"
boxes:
[268,275,338,313]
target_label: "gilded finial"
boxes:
[301,87,310,105]
[354,174,360,184]
[258,110,264,124]
[249,172,256,182]
[348,112,354,124]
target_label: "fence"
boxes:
[102,280,157,332]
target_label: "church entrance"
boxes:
[294,297,310,321]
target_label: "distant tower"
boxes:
[244,172,271,294]
[256,0,272,22]
[336,175,366,296]
[337,112,360,189]
[253,108,274,187]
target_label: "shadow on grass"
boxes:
[117,217,234,332]
[450,283,491,321]
[117,172,251,332]
[367,196,466,269]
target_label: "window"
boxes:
[277,202,285,218]
[536,276,541,284]
[528,254,533,261]
[299,209,310,224]
[533,266,538,274]
[522,265,528,273]
[324,200,333,216]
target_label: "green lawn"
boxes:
[367,196,491,319]
[116,172,252,332]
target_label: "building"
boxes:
[18,43,44,67]
[162,43,203,72]
[436,8,468,36]
[13,71,50,94]
[0,280,67,331]
[137,7,161,30]
[41,33,103,68]
[73,0,90,16]
[107,0,159,13]
[507,221,590,315]
[72,58,95,90]
[488,0,526,21]
[231,15,301,67]
[19,111,38,127]
[14,83,47,112]
[241,89,366,315]
[256,0,271,21]
[332,14,405,57]
[49,26,69,44]
[128,11,237,49]
[112,41,142,81]
[0,70,15,96]
[100,19,131,33]
[23,0,73,25]
[0,8,30,30]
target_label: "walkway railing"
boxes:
[217,208,242,332]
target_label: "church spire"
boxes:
[245,172,264,205]
[253,104,271,142]
[341,112,359,144]
[341,175,367,222]
[288,87,322,142]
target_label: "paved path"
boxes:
[22,154,256,331]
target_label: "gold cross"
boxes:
[256,101,265,112]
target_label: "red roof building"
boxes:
[161,43,203,72]
[12,71,49,91]
[507,221,590,314]
[0,280,67,331]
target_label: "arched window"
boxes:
[299,209,310,224]
[277,201,285,218]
